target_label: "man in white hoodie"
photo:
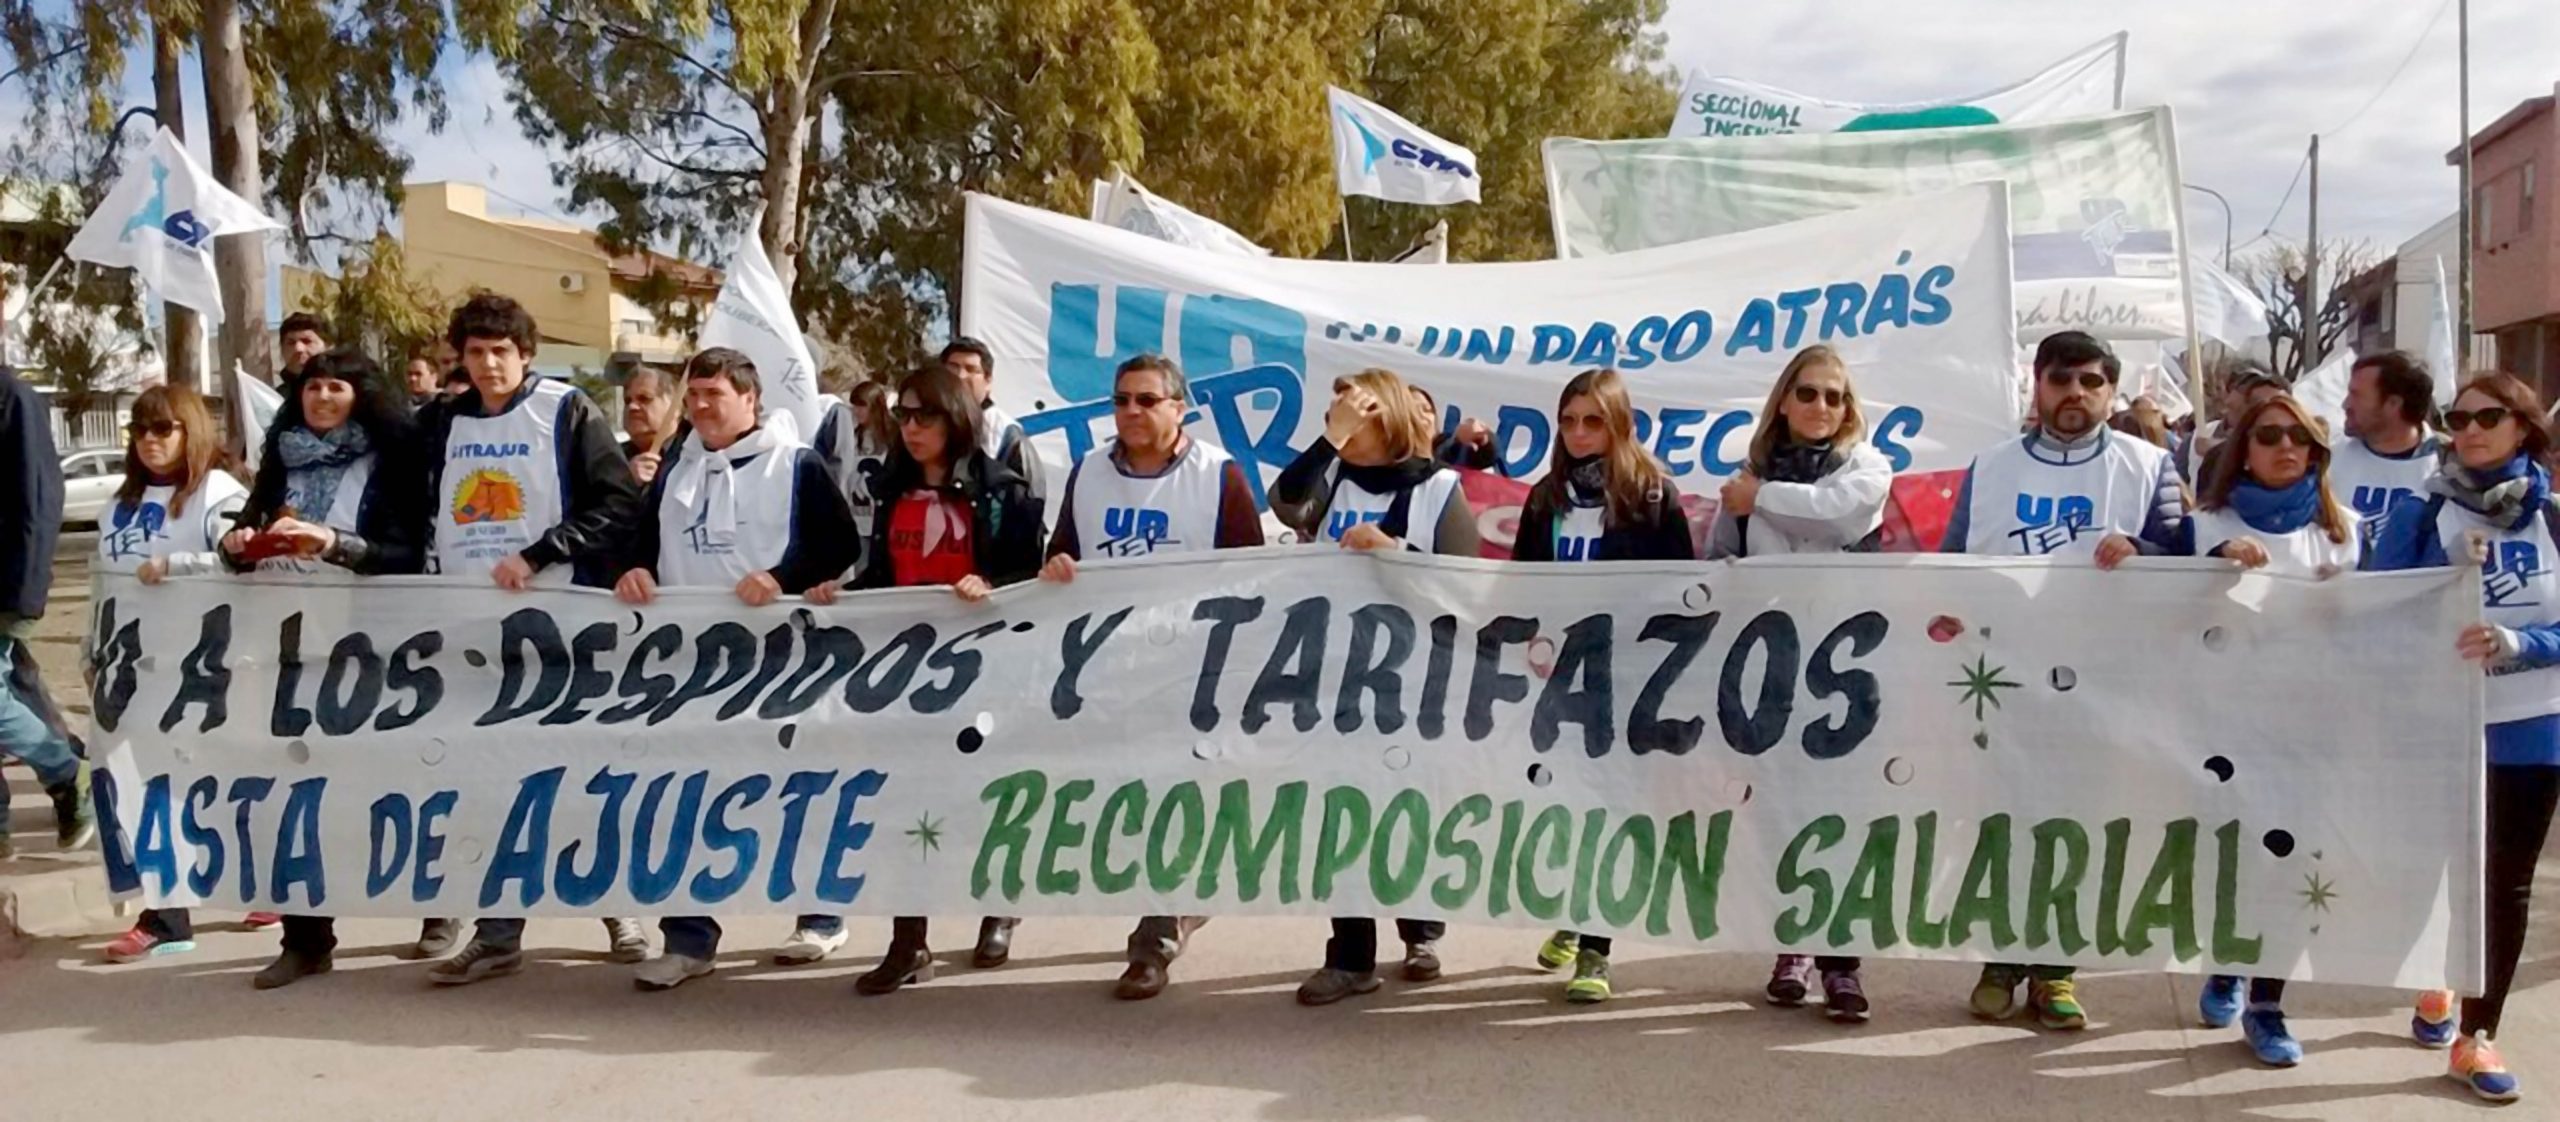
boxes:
[615,347,859,991]
[941,337,1044,501]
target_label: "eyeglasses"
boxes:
[1791,385,1846,407]
[2447,407,2513,432]
[127,420,180,438]
[2042,370,2112,391]
[1559,412,1608,432]
[890,404,946,427]
[1112,391,1179,409]
[2250,423,2316,448]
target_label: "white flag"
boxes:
[2191,257,2271,347]
[2427,256,2459,404]
[696,208,824,437]
[238,366,283,470]
[64,128,281,321]
[1328,86,1481,206]
[1094,170,1270,256]
[2293,346,2357,439]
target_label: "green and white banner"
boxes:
[1546,109,2195,344]
[89,553,2481,989]
[1669,33,2126,138]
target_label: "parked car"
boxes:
[60,448,123,526]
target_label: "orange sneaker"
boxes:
[2412,989,2459,1048]
[2450,1032,2521,1103]
[103,924,196,963]
[244,912,284,929]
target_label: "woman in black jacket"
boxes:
[217,348,433,989]
[812,365,1044,995]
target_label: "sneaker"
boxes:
[1401,941,1442,983]
[252,949,332,990]
[2413,989,2460,1049]
[773,925,849,966]
[46,781,94,850]
[103,925,195,964]
[2242,1005,2303,1067]
[1534,930,1579,972]
[412,918,461,960]
[633,952,715,992]
[1970,964,2024,1020]
[1767,954,1814,1007]
[1822,968,1871,1023]
[2030,976,2088,1031]
[243,912,283,929]
[604,917,650,964]
[427,940,524,986]
[1296,967,1382,1006]
[2198,974,2244,1029]
[2450,1032,2521,1103]
[1565,949,1612,1004]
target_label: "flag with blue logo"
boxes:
[64,128,282,321]
[1327,86,1480,206]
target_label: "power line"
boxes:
[2326,0,2456,138]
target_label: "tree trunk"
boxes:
[198,0,267,457]
[153,21,204,393]
[755,0,839,296]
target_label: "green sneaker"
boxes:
[1534,930,1579,972]
[2031,976,2087,1030]
[1970,964,2024,1020]
[1565,949,1611,1004]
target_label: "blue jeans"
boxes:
[0,639,79,835]
[661,915,843,959]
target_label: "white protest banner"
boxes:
[1094,170,1271,257]
[90,552,2481,989]
[696,208,824,438]
[1546,109,2194,345]
[66,128,283,320]
[1329,86,1482,206]
[1669,32,2126,138]
[959,184,2019,510]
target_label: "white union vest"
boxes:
[1551,504,1609,562]
[656,440,805,588]
[97,471,248,574]
[2187,506,2359,577]
[1961,433,2170,558]
[1069,441,1231,558]
[2330,435,2441,545]
[436,379,573,581]
[1321,468,1462,553]
[2436,499,2560,724]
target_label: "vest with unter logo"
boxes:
[1961,432,2169,558]
[1069,440,1231,559]
[1320,468,1462,552]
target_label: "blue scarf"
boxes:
[2226,475,2322,534]
[2429,452,2545,531]
[278,424,372,521]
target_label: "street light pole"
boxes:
[2184,183,2235,271]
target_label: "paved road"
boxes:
[5,535,2556,1121]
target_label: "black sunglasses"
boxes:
[1791,385,1846,408]
[1112,391,1179,409]
[2446,407,2512,432]
[890,404,947,426]
[2042,369,2112,391]
[2250,423,2316,448]
[127,420,180,438]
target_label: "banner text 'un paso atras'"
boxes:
[91,554,2480,990]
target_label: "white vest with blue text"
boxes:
[435,379,572,582]
[656,434,804,589]
[96,471,249,574]
[2435,499,2560,724]
[258,454,378,575]
[1551,504,1610,562]
[1069,440,1230,558]
[2330,434,2441,545]
[1321,468,1462,553]
[1961,432,2169,558]
[2187,506,2359,577]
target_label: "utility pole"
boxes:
[2458,0,2475,371]
[199,0,267,456]
[152,22,203,393]
[2303,134,2322,372]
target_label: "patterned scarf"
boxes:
[278,424,372,520]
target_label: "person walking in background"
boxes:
[0,361,89,864]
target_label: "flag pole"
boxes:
[1340,199,1357,262]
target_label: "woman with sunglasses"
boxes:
[1703,345,1890,1021]
[2368,373,2560,1103]
[816,364,1044,996]
[2184,393,2357,1065]
[1270,368,1476,1005]
[214,349,434,988]
[1511,368,1693,1005]
[95,385,255,963]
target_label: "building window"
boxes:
[2525,162,2537,232]
[2477,186,2494,247]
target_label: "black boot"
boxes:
[253,948,332,990]
[972,916,1019,968]
[856,918,934,996]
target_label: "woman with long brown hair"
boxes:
[2370,371,2560,1102]
[95,385,255,964]
[1513,367,1690,1003]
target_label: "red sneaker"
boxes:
[104,925,197,963]
[244,912,284,929]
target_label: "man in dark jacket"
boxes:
[0,362,91,856]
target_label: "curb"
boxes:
[0,858,125,942]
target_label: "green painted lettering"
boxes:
[971,769,1048,902]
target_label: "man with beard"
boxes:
[2332,350,2445,549]
[1937,329,2188,1030]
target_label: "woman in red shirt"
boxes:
[814,364,1045,994]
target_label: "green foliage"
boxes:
[292,231,447,363]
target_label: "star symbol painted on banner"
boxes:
[905,813,945,857]
[1948,655,2022,722]
[2299,871,2339,914]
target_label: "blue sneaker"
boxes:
[2413,989,2459,1049]
[2198,974,2243,1029]
[2242,1006,2303,1067]
[2451,1033,2521,1103]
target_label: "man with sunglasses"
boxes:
[2335,350,2446,549]
[1939,330,2188,1031]
[1038,353,1263,1000]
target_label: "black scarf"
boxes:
[1339,455,1442,495]
[1561,454,1610,509]
[1762,438,1842,484]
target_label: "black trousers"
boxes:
[138,907,193,941]
[2464,764,2560,1036]
[1324,918,1445,972]
[279,915,336,957]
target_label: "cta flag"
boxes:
[696,208,824,438]
[1328,86,1481,206]
[64,128,280,320]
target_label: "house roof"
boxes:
[2448,92,2555,164]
